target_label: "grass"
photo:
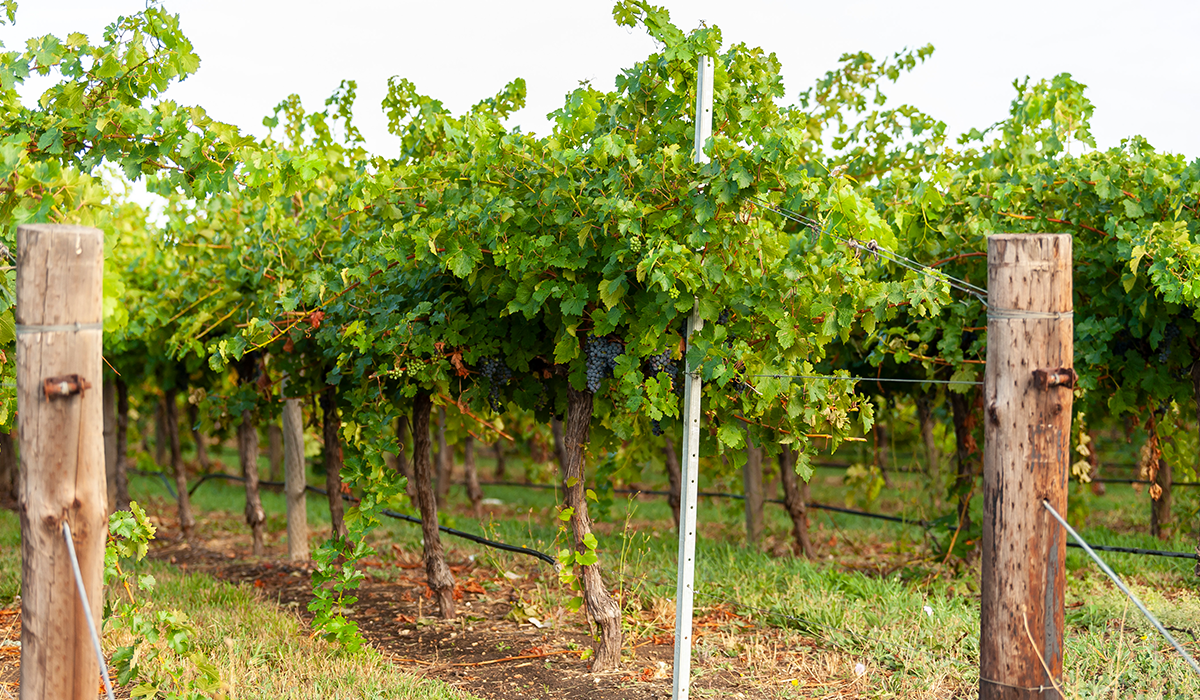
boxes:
[106,560,477,700]
[0,497,479,700]
[7,436,1200,698]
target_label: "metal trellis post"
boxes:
[672,53,713,700]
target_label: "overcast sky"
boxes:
[4,1,1198,162]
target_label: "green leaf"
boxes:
[1122,199,1144,219]
[0,311,13,345]
[598,275,626,310]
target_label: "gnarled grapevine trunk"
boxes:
[412,391,456,618]
[778,445,813,559]
[114,378,129,511]
[662,435,682,529]
[239,409,266,555]
[463,435,483,518]
[164,388,195,543]
[563,387,622,672]
[320,386,349,540]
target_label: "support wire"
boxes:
[1043,499,1200,676]
[62,521,116,700]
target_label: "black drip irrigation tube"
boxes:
[480,481,1200,561]
[303,484,558,567]
[132,470,1199,563]
[479,480,934,528]
[129,469,556,567]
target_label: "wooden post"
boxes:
[282,381,308,562]
[980,234,1073,699]
[17,224,105,700]
[743,436,764,546]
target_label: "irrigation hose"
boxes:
[130,471,1200,563]
[478,481,1198,560]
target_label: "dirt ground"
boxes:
[2,501,854,700]
[158,535,801,700]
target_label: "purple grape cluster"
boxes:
[478,356,512,412]
[585,334,624,394]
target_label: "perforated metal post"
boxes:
[672,54,713,700]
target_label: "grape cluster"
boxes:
[717,309,731,326]
[477,356,512,412]
[585,334,624,394]
[645,347,684,398]
[1159,323,1181,365]
[650,419,663,436]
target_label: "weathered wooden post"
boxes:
[743,436,764,545]
[17,224,106,699]
[282,379,308,562]
[980,234,1073,699]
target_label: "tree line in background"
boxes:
[0,0,1197,671]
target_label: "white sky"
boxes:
[4,1,1198,162]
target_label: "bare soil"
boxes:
[2,495,869,700]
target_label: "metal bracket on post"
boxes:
[672,53,713,700]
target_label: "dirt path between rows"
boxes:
[156,534,785,700]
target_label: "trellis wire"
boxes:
[63,521,116,700]
[751,373,983,386]
[750,196,989,304]
[1042,499,1200,676]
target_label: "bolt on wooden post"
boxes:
[17,224,106,700]
[980,234,1073,699]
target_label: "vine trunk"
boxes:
[412,391,456,618]
[563,386,622,672]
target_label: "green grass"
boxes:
[0,508,18,606]
[108,560,478,700]
[0,496,478,700]
[66,444,1200,698]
